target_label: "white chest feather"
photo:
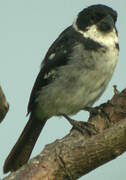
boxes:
[73,21,119,68]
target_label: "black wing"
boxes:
[27,26,79,114]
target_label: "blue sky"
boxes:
[0,0,126,179]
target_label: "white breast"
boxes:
[73,21,119,68]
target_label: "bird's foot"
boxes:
[62,114,97,135]
[84,106,100,115]
[84,105,112,128]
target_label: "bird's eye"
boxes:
[90,14,101,23]
[90,12,103,22]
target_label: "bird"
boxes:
[3,4,119,173]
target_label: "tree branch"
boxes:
[3,88,126,180]
[0,86,9,122]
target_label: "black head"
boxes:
[76,4,117,32]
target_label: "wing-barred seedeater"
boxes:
[4,4,119,173]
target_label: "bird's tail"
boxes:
[3,114,47,173]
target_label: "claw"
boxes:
[62,114,97,135]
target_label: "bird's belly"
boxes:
[36,45,118,117]
[36,65,113,117]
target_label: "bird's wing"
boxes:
[27,26,78,114]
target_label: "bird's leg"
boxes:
[84,106,100,115]
[84,105,111,126]
[62,114,97,135]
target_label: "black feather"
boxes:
[27,26,103,113]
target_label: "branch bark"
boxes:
[3,88,126,180]
[0,86,9,122]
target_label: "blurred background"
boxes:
[0,0,125,179]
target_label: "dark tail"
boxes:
[3,114,47,173]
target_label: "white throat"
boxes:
[73,20,118,47]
